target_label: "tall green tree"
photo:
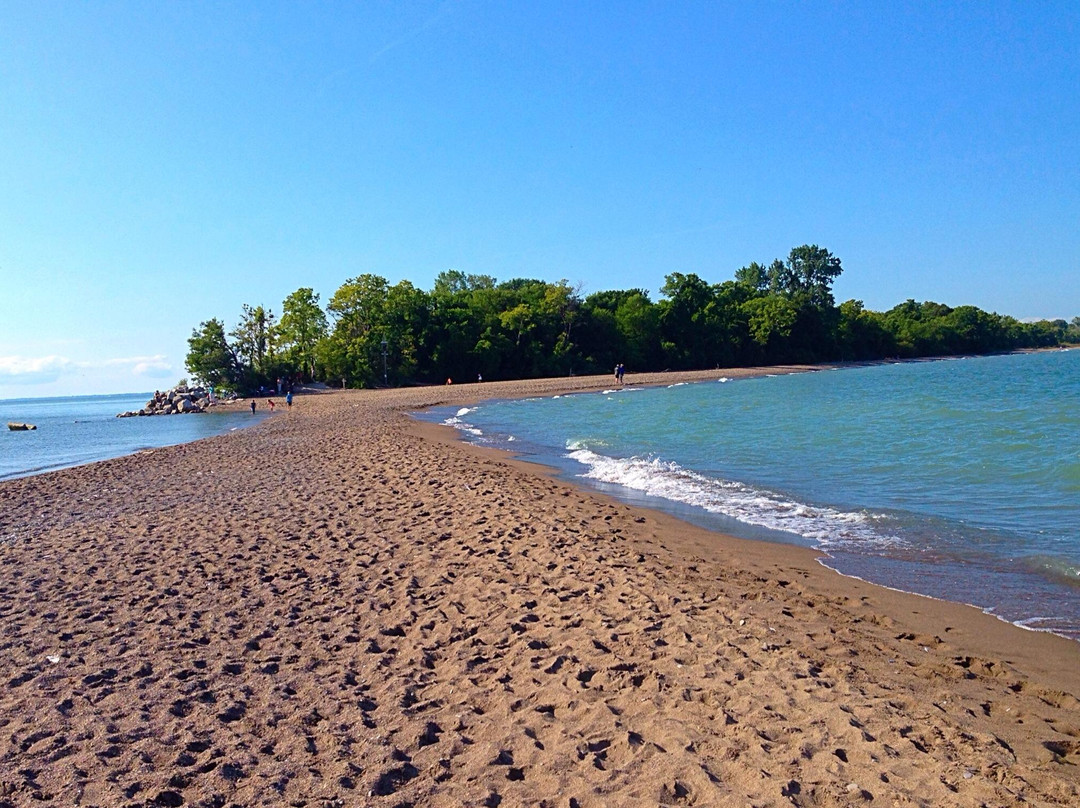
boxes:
[707,281,754,366]
[733,261,771,294]
[579,288,663,372]
[432,269,496,295]
[425,286,487,382]
[423,272,515,382]
[742,295,799,359]
[230,304,276,381]
[325,275,427,386]
[613,289,661,370]
[277,287,328,380]
[1067,317,1080,343]
[658,272,719,368]
[185,318,240,390]
[577,293,621,372]
[769,245,843,308]
[326,275,390,386]
[381,280,429,383]
[836,299,895,359]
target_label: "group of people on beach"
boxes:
[250,390,293,414]
[614,363,626,384]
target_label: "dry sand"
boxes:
[1,368,1079,807]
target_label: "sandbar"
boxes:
[1,368,1078,807]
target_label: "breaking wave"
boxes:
[565,443,904,552]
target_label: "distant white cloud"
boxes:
[131,357,174,378]
[0,354,174,385]
[0,355,74,384]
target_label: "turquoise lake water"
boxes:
[421,350,1080,639]
[0,392,267,481]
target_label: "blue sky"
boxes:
[2,1,1077,397]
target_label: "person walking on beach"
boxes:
[250,400,256,415]
[286,390,293,409]
[268,399,275,412]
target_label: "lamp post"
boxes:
[381,339,388,386]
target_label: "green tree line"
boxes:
[186,246,1079,392]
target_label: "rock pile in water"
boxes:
[117,386,213,417]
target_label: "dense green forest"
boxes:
[186,245,1079,392]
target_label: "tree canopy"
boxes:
[184,246,1074,392]
[278,288,328,380]
[186,319,240,390]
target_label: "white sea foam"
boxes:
[442,415,483,437]
[565,446,903,551]
[456,407,474,417]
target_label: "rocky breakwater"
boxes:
[117,385,213,417]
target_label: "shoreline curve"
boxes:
[1,368,1078,806]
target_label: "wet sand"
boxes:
[1,368,1078,807]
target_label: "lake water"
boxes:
[0,392,267,481]
[420,350,1080,639]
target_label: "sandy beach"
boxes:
[1,368,1079,807]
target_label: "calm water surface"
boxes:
[421,350,1080,639]
[0,392,267,481]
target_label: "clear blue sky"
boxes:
[2,1,1077,397]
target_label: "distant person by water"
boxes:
[249,400,256,415]
[268,399,275,412]
[286,391,293,409]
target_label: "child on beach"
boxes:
[268,399,275,412]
